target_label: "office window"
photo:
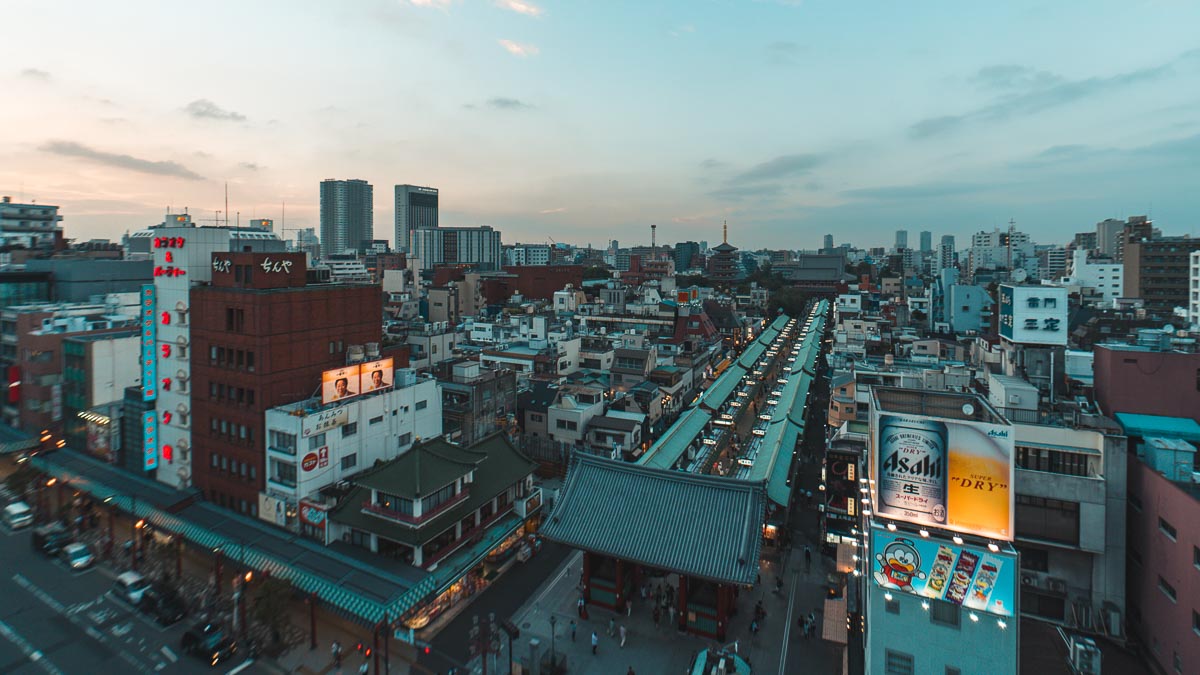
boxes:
[309,433,325,449]
[1160,517,1177,541]
[398,433,412,447]
[342,422,358,437]
[211,453,219,468]
[886,598,900,614]
[269,430,297,454]
[416,400,428,411]
[1018,546,1049,572]
[930,600,960,628]
[270,459,297,487]
[341,453,357,471]
[1158,576,1177,603]
[1016,495,1079,545]
[885,651,914,675]
[369,415,383,425]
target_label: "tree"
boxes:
[582,266,612,280]
[251,577,293,647]
[767,287,809,318]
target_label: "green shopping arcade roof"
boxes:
[30,449,435,625]
[541,454,765,586]
[1116,413,1200,442]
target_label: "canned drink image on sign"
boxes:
[877,415,948,524]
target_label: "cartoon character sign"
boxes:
[874,538,927,593]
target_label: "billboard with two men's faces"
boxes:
[320,358,394,405]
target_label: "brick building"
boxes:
[189,251,389,514]
[1094,343,1200,423]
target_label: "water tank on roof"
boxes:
[347,344,365,363]
[365,342,380,359]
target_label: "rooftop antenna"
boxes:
[224,182,229,227]
[651,224,656,257]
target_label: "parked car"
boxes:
[4,501,34,529]
[180,622,237,667]
[112,571,151,606]
[32,523,73,557]
[140,584,187,626]
[60,542,95,570]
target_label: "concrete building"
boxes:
[410,226,502,271]
[260,368,442,532]
[319,178,373,256]
[125,222,285,256]
[61,330,141,462]
[894,229,908,251]
[1119,415,1200,675]
[436,361,517,446]
[1094,218,1123,258]
[505,243,551,266]
[25,259,152,302]
[189,251,384,513]
[393,184,437,254]
[1094,342,1200,423]
[1190,250,1200,326]
[1114,216,1157,263]
[967,227,1037,279]
[1066,249,1123,302]
[0,195,62,250]
[547,384,606,450]
[863,388,1019,675]
[919,230,932,253]
[1012,423,1126,633]
[1122,235,1200,317]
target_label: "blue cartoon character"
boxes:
[874,538,927,593]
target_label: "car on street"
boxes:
[180,622,238,667]
[32,523,73,557]
[60,542,95,570]
[140,583,188,626]
[112,570,152,606]
[4,501,34,529]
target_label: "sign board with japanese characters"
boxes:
[998,284,1067,346]
[301,407,350,437]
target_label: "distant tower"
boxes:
[320,178,373,256]
[651,223,657,255]
[823,234,834,252]
[394,184,438,254]
[895,229,908,250]
[920,230,932,253]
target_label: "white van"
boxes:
[113,571,151,606]
[4,501,34,529]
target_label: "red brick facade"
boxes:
[189,256,386,512]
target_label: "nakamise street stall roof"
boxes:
[32,449,435,624]
[541,454,765,585]
[0,422,38,455]
[638,406,713,470]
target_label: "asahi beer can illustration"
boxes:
[878,415,948,524]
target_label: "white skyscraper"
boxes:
[394,185,438,253]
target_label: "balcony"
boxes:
[423,503,515,569]
[363,488,470,527]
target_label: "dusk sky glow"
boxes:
[3,0,1199,248]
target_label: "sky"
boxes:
[2,0,1199,251]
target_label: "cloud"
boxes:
[730,153,823,184]
[498,39,539,57]
[909,51,1193,139]
[709,183,786,201]
[842,182,986,200]
[699,158,728,170]
[766,41,804,65]
[408,0,454,7]
[20,68,51,81]
[487,97,533,110]
[239,161,262,171]
[495,0,543,17]
[41,141,204,180]
[184,99,246,122]
[539,207,567,214]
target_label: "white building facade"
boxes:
[1066,249,1123,302]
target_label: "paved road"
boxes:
[0,519,265,675]
[418,541,572,673]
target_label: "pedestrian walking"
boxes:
[804,545,812,571]
[591,631,599,655]
[626,598,632,617]
[669,604,676,625]
[577,596,585,617]
[619,624,627,648]
[653,606,661,628]
[570,619,576,641]
[608,617,615,636]
[332,640,342,667]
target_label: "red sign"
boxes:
[153,237,186,249]
[153,266,186,277]
[299,502,328,529]
[301,453,319,472]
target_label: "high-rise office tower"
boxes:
[394,185,438,253]
[319,179,373,257]
[895,229,908,250]
[920,230,932,253]
[823,234,834,252]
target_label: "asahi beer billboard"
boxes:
[871,411,1014,541]
[871,526,1015,617]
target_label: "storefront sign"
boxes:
[999,285,1067,346]
[141,285,157,401]
[301,447,329,473]
[871,526,1015,617]
[302,407,349,437]
[143,410,158,471]
[871,411,1014,541]
[299,501,328,529]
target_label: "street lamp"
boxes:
[548,616,557,673]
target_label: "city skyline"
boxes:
[2,1,1199,248]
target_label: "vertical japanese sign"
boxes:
[141,284,157,401]
[143,410,158,471]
